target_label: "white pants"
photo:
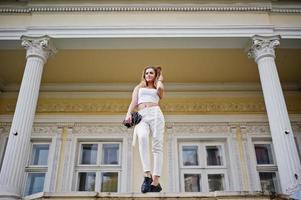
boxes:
[134,106,165,176]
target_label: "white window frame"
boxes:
[76,170,97,192]
[99,170,121,192]
[205,170,229,192]
[75,141,122,192]
[205,143,227,168]
[179,143,201,169]
[23,141,51,197]
[0,135,8,172]
[252,139,280,193]
[180,169,202,192]
[78,142,99,167]
[178,141,228,192]
[28,143,51,168]
[253,141,277,167]
[100,142,122,167]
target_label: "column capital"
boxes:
[248,35,280,63]
[21,35,57,63]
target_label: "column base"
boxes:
[290,188,301,200]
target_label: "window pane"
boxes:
[208,174,225,192]
[101,172,118,192]
[25,173,45,196]
[206,145,223,166]
[259,172,277,192]
[80,144,98,164]
[31,144,49,165]
[102,144,119,165]
[255,144,274,165]
[78,172,96,191]
[184,174,201,192]
[182,146,199,166]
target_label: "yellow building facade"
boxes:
[0,0,301,199]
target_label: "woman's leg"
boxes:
[150,108,165,186]
[135,121,153,193]
[135,121,151,174]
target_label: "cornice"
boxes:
[1,1,301,14]
[0,5,272,13]
[1,5,301,14]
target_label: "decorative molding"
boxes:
[245,124,270,134]
[32,126,59,135]
[2,26,301,41]
[248,35,280,62]
[0,99,276,114]
[0,82,265,93]
[72,125,131,135]
[1,3,301,14]
[0,123,11,134]
[1,82,299,93]
[21,35,57,63]
[170,123,230,135]
[2,95,301,114]
[0,5,273,14]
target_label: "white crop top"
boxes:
[137,87,160,104]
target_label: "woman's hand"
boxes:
[124,112,132,123]
[157,71,164,82]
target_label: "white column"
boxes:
[0,36,56,199]
[248,35,301,196]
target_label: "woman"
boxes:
[124,66,165,193]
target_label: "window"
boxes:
[259,172,277,192]
[76,142,121,192]
[179,142,228,192]
[253,141,280,193]
[24,143,50,196]
[0,137,8,172]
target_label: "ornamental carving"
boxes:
[21,36,57,62]
[0,124,11,134]
[170,124,230,135]
[72,125,131,135]
[0,101,270,114]
[32,126,59,134]
[1,5,301,14]
[292,123,301,133]
[248,35,280,62]
[245,124,270,134]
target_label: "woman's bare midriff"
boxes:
[138,102,159,111]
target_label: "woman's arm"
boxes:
[125,85,140,122]
[156,72,164,99]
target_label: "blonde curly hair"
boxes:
[139,65,162,88]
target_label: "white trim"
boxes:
[2,114,301,123]
[0,25,300,41]
[1,82,300,93]
[0,25,279,40]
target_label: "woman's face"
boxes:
[144,68,156,83]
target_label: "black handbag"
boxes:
[123,112,142,128]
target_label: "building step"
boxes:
[24,191,290,200]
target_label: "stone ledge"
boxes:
[23,191,290,200]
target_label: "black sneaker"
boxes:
[150,184,162,192]
[141,176,152,193]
